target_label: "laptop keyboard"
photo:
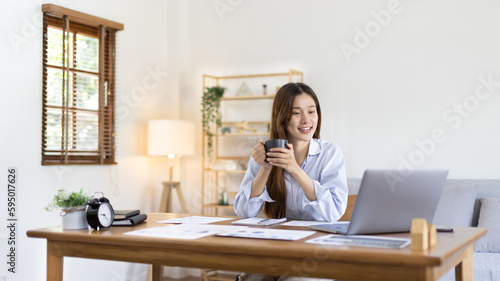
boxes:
[306,235,411,249]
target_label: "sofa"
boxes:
[345,178,500,281]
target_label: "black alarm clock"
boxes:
[86,192,114,230]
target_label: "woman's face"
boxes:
[285,93,318,145]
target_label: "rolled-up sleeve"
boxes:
[301,145,348,222]
[234,157,274,218]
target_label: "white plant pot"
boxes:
[61,206,89,230]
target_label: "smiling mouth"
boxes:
[299,127,312,132]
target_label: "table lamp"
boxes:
[147,119,195,213]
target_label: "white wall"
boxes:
[178,0,500,180]
[0,0,192,280]
[1,0,500,281]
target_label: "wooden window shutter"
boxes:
[41,4,123,165]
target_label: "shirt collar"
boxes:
[301,139,320,167]
[308,138,321,156]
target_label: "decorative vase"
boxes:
[61,206,89,230]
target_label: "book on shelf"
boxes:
[114,209,140,220]
[231,217,287,226]
[112,214,148,226]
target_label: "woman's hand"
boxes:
[267,143,316,201]
[251,139,272,169]
[266,143,300,174]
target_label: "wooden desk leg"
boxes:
[455,246,474,281]
[152,264,164,281]
[47,241,63,281]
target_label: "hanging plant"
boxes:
[201,86,225,159]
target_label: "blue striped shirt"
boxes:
[234,138,348,222]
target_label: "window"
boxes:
[41,4,123,165]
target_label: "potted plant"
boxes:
[201,86,225,159]
[46,189,92,229]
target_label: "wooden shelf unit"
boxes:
[216,133,269,137]
[202,203,235,209]
[201,69,303,215]
[221,94,275,101]
[204,168,247,174]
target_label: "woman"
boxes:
[234,82,348,223]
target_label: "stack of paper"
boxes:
[231,217,287,226]
[125,224,248,240]
[124,216,317,241]
[157,216,233,224]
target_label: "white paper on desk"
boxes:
[124,224,249,240]
[306,234,411,248]
[217,228,316,241]
[282,220,350,227]
[282,220,327,227]
[156,216,233,224]
[232,217,286,226]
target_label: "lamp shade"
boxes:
[147,119,195,157]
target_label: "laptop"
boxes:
[310,169,448,235]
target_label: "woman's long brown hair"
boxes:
[263,82,322,218]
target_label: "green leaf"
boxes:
[201,86,225,159]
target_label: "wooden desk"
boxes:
[27,213,486,281]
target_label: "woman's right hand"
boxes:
[251,139,271,169]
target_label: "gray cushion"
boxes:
[439,253,500,281]
[433,185,478,227]
[475,197,500,253]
